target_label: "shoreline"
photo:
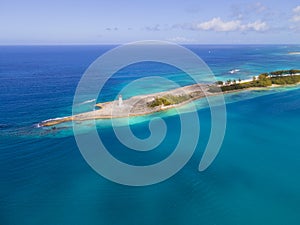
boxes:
[39,83,213,127]
[38,74,300,127]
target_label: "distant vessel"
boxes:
[229,69,240,74]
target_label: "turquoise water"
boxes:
[0,45,300,224]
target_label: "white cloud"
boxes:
[144,24,171,31]
[244,21,268,31]
[145,24,162,31]
[292,15,300,22]
[192,17,268,32]
[252,2,267,13]
[231,2,268,20]
[292,6,300,23]
[293,6,300,14]
[196,18,241,32]
[290,5,300,31]
[167,36,194,43]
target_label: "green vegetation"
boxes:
[209,69,300,93]
[271,75,300,85]
[148,94,191,108]
[147,69,300,107]
[270,69,300,76]
[208,86,222,93]
[215,81,224,85]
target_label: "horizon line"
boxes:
[0,43,299,46]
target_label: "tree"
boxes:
[226,79,232,85]
[215,81,224,86]
[259,73,268,80]
[238,78,241,83]
[289,69,294,75]
[253,76,256,81]
[289,69,300,75]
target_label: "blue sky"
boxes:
[0,0,300,44]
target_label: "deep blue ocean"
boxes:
[0,45,300,225]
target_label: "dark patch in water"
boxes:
[0,123,12,129]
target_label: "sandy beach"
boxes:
[39,83,214,127]
[39,74,300,127]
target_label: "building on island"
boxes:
[118,95,123,107]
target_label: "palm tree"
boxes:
[215,81,224,86]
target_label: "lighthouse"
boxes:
[118,95,123,107]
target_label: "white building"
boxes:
[118,95,123,107]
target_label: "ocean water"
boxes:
[0,45,300,225]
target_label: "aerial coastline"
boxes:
[39,70,300,127]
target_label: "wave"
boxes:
[42,116,69,123]
[77,99,96,105]
[37,116,70,128]
[229,69,240,74]
[34,123,42,128]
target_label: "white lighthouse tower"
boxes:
[118,95,123,107]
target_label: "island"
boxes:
[288,52,300,55]
[39,70,300,127]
